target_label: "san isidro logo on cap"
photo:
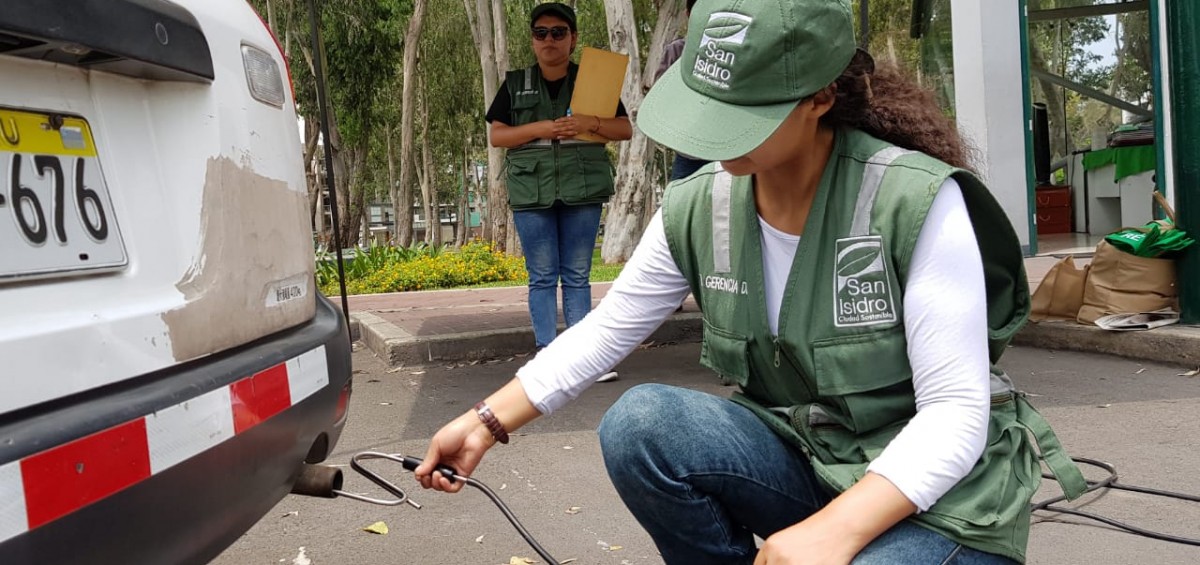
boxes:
[833,236,897,327]
[694,12,752,89]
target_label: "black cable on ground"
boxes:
[1033,456,1200,547]
[397,456,560,564]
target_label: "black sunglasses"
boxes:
[532,26,570,41]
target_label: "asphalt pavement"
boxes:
[212,342,1200,565]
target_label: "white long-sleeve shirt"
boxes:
[516,178,990,512]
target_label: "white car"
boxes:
[0,1,352,563]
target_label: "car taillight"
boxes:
[335,379,351,423]
[248,4,296,106]
[241,44,286,107]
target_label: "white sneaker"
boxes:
[596,371,620,383]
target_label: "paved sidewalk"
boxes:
[346,255,1200,368]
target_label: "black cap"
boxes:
[530,2,576,32]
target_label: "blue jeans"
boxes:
[511,202,603,348]
[670,154,709,181]
[597,384,1019,565]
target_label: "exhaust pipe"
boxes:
[291,463,343,498]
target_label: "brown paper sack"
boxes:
[1077,241,1178,324]
[1030,256,1088,321]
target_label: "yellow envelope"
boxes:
[570,47,629,142]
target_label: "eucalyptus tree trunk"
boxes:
[418,80,440,246]
[464,0,511,251]
[336,145,368,248]
[457,142,471,248]
[396,0,429,247]
[385,129,397,242]
[303,118,324,238]
[601,0,685,263]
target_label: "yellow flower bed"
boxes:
[319,241,527,295]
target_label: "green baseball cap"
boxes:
[638,0,856,161]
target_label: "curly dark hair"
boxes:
[820,50,974,171]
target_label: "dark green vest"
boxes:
[502,63,615,210]
[661,128,1086,563]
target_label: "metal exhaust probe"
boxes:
[291,452,561,563]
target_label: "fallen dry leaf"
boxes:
[280,511,299,518]
[508,558,537,565]
[1178,368,1200,377]
[475,534,485,543]
[1098,404,1112,409]
[386,366,405,373]
[606,545,624,551]
[410,371,426,375]
[565,506,581,515]
[363,521,389,535]
[1134,368,1147,375]
[558,559,577,564]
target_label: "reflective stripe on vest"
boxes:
[709,147,913,272]
[513,139,607,150]
[712,163,733,273]
[851,147,914,237]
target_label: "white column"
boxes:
[952,0,1032,249]
[1156,0,1175,206]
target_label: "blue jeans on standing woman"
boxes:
[598,384,1020,565]
[511,201,603,348]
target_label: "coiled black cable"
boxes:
[346,452,1197,559]
[397,455,561,564]
[1032,456,1200,547]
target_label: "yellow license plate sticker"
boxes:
[0,107,127,282]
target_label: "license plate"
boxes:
[0,108,127,282]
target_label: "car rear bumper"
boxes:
[0,295,352,565]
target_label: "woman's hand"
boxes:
[754,473,918,565]
[413,410,495,493]
[532,119,562,140]
[752,518,858,565]
[551,115,585,139]
[414,379,543,493]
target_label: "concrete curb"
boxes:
[353,310,1200,369]
[352,311,705,368]
[1012,321,1200,367]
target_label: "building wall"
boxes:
[951,0,1033,250]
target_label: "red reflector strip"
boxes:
[21,419,151,529]
[231,364,292,434]
[0,345,329,544]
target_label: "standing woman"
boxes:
[486,2,633,353]
[419,1,1085,564]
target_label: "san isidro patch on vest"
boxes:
[833,235,897,327]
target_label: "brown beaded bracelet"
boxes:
[474,401,509,445]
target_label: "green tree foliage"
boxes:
[1027,1,1153,160]
[249,0,405,248]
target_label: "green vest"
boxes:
[661,128,1086,563]
[502,63,615,210]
